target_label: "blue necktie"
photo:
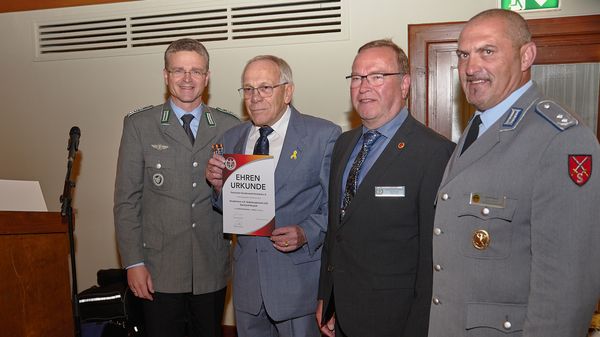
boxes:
[181,114,195,145]
[253,126,274,155]
[342,130,381,212]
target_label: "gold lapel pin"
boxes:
[290,150,298,160]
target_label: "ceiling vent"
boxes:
[34,0,347,61]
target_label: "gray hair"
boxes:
[242,55,294,84]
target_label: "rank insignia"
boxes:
[568,155,592,186]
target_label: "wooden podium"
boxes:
[0,211,75,337]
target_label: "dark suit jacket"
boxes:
[318,113,454,337]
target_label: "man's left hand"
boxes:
[270,225,306,252]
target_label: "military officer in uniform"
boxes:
[114,38,240,337]
[429,9,600,337]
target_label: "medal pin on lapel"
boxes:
[290,150,298,160]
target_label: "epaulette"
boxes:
[126,105,153,117]
[535,100,578,131]
[214,107,240,120]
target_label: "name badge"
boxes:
[375,186,405,198]
[469,193,506,208]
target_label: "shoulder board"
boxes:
[214,107,240,120]
[535,100,578,131]
[126,105,153,117]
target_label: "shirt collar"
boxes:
[362,106,409,139]
[478,80,533,130]
[169,99,203,121]
[252,105,291,136]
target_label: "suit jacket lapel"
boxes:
[274,107,307,193]
[340,114,417,226]
[331,127,362,228]
[233,123,252,154]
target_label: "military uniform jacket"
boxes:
[319,114,455,337]
[114,103,240,294]
[429,84,600,337]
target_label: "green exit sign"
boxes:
[500,0,560,11]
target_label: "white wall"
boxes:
[1,0,598,325]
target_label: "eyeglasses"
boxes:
[346,72,404,88]
[167,69,207,79]
[238,82,288,98]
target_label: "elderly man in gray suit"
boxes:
[205,55,341,337]
[429,9,600,337]
[114,38,240,337]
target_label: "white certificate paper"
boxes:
[222,154,275,236]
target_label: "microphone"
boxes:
[68,126,80,162]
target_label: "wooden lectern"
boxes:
[0,211,75,337]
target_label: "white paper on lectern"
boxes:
[0,179,48,211]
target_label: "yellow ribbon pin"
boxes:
[290,150,298,160]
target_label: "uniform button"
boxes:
[327,265,334,272]
[434,228,442,235]
[503,321,512,330]
[191,203,196,208]
[192,182,197,188]
[434,264,442,271]
[142,242,146,248]
[481,207,490,215]
[432,297,440,305]
[192,223,196,228]
[441,193,449,201]
[156,163,162,169]
[193,162,199,168]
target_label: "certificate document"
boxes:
[222,153,275,236]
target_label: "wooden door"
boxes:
[408,14,600,142]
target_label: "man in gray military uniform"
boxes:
[114,38,239,337]
[429,9,600,337]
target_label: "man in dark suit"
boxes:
[114,38,239,337]
[317,39,455,337]
[206,55,341,337]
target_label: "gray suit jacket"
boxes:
[114,102,240,294]
[215,106,340,321]
[429,83,600,337]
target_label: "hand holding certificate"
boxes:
[222,153,275,236]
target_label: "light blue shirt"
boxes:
[341,107,409,206]
[169,99,203,138]
[475,80,533,137]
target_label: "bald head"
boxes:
[465,9,531,49]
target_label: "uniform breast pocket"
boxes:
[466,302,526,335]
[144,154,175,191]
[459,196,517,259]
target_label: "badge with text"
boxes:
[222,154,275,236]
[568,155,592,186]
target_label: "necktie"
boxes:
[342,130,382,212]
[181,114,195,145]
[253,126,274,155]
[460,114,481,155]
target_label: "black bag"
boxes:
[78,269,145,336]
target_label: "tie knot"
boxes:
[363,130,381,148]
[181,114,194,125]
[471,114,482,126]
[259,125,274,138]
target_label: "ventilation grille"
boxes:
[35,0,346,60]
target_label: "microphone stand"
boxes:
[60,134,81,337]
